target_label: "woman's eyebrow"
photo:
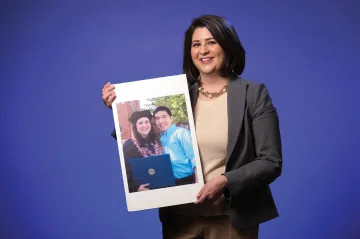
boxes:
[192,37,214,43]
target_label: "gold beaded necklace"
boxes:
[198,82,228,99]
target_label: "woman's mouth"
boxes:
[200,57,213,64]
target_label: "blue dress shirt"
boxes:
[160,124,195,179]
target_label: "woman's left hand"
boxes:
[195,175,228,204]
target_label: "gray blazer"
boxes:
[159,76,282,230]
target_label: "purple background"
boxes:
[1,0,360,238]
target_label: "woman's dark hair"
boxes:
[132,118,158,147]
[183,15,246,84]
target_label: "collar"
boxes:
[161,124,176,137]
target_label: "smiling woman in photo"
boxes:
[122,110,163,193]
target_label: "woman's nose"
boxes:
[200,44,209,55]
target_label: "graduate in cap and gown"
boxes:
[123,110,163,192]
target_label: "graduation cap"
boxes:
[128,110,153,124]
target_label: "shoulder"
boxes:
[174,126,191,139]
[239,77,272,101]
[188,80,199,90]
[123,139,139,154]
[174,126,189,134]
[236,77,276,117]
[240,78,267,92]
[123,139,134,148]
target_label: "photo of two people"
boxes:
[116,94,198,193]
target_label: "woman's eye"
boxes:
[192,43,200,47]
[208,41,217,45]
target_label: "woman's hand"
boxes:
[102,82,116,109]
[195,175,228,204]
[137,183,150,191]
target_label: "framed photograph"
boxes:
[111,74,204,212]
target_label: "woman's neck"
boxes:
[199,73,228,91]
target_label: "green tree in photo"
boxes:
[144,94,188,125]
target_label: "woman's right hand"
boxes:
[102,82,116,109]
[137,183,150,191]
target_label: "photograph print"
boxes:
[118,94,197,193]
[111,74,204,211]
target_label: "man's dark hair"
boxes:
[153,106,172,117]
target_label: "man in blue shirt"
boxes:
[153,106,197,186]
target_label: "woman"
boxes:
[102,15,282,239]
[122,110,163,193]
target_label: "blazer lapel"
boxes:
[189,81,199,109]
[188,78,246,162]
[226,77,246,162]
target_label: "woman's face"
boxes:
[136,117,152,138]
[191,27,225,77]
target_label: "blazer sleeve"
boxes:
[223,83,282,202]
[111,129,117,140]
